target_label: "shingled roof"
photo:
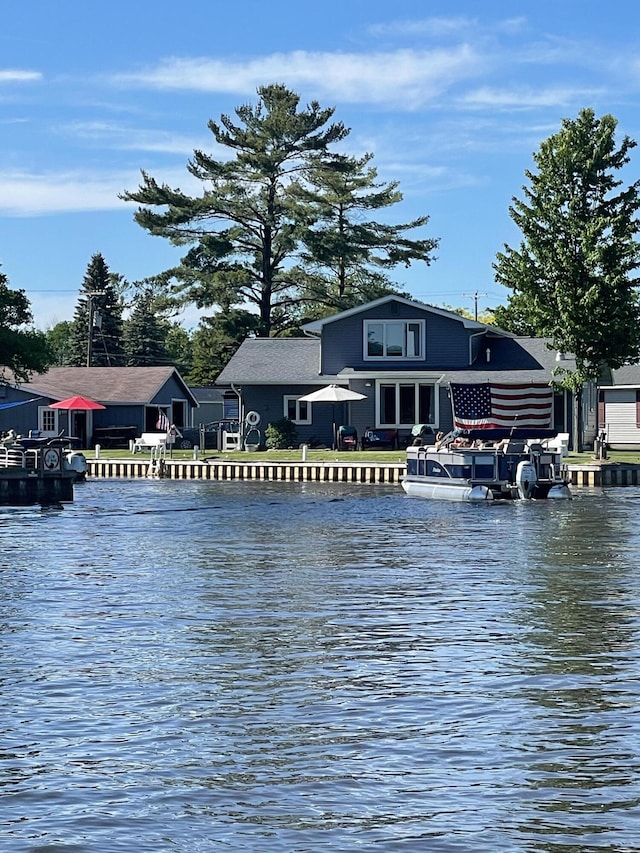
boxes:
[216,338,326,385]
[17,366,198,405]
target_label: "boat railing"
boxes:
[0,445,40,470]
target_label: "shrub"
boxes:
[265,417,298,449]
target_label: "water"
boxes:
[1,479,639,851]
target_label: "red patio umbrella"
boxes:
[49,395,106,444]
[49,395,106,411]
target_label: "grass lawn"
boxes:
[83,447,640,465]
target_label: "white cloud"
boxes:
[62,120,207,155]
[0,170,128,215]
[0,167,205,216]
[367,15,526,39]
[458,85,605,110]
[113,46,486,108]
[0,69,42,83]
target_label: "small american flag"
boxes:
[156,410,171,432]
[450,382,553,430]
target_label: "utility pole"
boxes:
[86,292,105,366]
[462,290,487,321]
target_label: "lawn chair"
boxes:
[337,425,358,451]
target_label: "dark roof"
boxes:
[219,334,570,386]
[216,338,326,385]
[16,367,198,406]
[606,365,640,386]
[189,386,226,403]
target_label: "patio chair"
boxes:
[337,425,358,451]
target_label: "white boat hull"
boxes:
[402,477,494,502]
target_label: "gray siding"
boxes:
[320,302,476,374]
[602,389,640,447]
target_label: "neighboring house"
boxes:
[598,366,640,449]
[216,295,596,448]
[0,367,198,447]
[188,386,227,426]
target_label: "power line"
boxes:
[462,290,488,321]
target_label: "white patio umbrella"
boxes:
[298,385,367,449]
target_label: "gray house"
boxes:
[217,295,593,448]
[0,367,198,447]
[598,366,640,449]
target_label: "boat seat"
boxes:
[503,441,526,453]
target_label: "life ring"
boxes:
[245,410,261,427]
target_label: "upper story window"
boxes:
[364,320,425,360]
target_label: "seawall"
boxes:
[87,458,405,484]
[85,458,640,488]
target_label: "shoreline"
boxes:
[85,457,640,488]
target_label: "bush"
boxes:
[265,417,298,449]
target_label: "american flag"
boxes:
[450,382,553,430]
[156,410,171,432]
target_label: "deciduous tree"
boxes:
[0,268,52,381]
[493,108,640,444]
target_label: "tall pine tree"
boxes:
[122,84,349,337]
[294,152,437,315]
[122,85,438,336]
[122,289,171,366]
[69,254,124,366]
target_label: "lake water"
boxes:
[1,478,639,852]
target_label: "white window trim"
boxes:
[363,319,425,361]
[284,396,312,425]
[39,406,59,437]
[375,381,437,428]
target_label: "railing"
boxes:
[0,446,40,469]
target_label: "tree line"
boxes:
[2,87,640,400]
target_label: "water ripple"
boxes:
[1,481,639,851]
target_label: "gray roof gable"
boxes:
[16,366,198,406]
[605,365,640,386]
[302,294,507,334]
[216,337,324,385]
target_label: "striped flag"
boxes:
[450,382,553,430]
[156,410,171,432]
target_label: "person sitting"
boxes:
[1,429,18,446]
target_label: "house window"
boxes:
[378,383,434,427]
[365,320,424,360]
[40,408,57,433]
[284,396,311,425]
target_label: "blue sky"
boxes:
[1,0,638,329]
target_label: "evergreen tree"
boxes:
[294,152,438,315]
[0,267,52,381]
[122,84,349,337]
[493,108,640,446]
[69,254,124,366]
[187,309,261,385]
[122,289,171,366]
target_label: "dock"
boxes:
[0,444,76,505]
